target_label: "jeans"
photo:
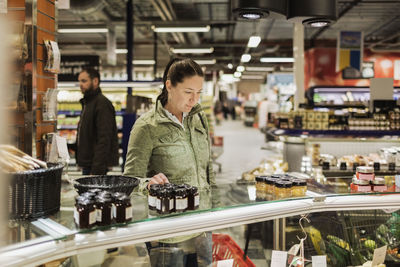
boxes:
[147,232,212,267]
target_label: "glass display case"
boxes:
[1,177,400,266]
[306,86,400,109]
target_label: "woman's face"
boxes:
[166,75,203,113]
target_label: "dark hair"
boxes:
[80,68,101,84]
[157,57,204,106]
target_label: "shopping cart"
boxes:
[212,233,255,267]
[211,136,223,173]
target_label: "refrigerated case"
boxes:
[2,179,400,266]
[306,86,400,109]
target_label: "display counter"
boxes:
[1,178,400,266]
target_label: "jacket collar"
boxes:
[155,100,202,124]
[80,88,101,104]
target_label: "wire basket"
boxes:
[212,233,255,267]
[73,175,140,195]
[8,163,64,220]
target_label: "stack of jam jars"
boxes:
[255,174,308,200]
[74,189,132,229]
[351,166,388,193]
[148,183,199,215]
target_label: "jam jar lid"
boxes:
[352,178,370,185]
[77,199,95,206]
[292,179,307,186]
[75,195,87,202]
[112,192,127,199]
[81,192,96,199]
[271,174,286,179]
[95,196,112,203]
[118,195,131,203]
[98,191,113,198]
[163,183,176,189]
[371,177,385,185]
[149,184,161,190]
[275,181,293,188]
[265,178,277,185]
[255,176,267,182]
[356,166,374,174]
[174,188,186,196]
[189,186,198,194]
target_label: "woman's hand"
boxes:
[147,173,169,189]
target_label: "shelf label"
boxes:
[312,255,327,267]
[271,250,287,267]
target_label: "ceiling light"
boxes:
[241,75,264,80]
[302,18,331,28]
[227,63,233,69]
[245,66,274,72]
[115,49,128,54]
[221,74,240,83]
[234,72,242,78]
[241,54,251,63]
[247,36,261,48]
[171,47,214,54]
[194,59,216,65]
[132,60,155,65]
[260,57,294,63]
[58,28,108,33]
[152,25,210,33]
[236,65,245,72]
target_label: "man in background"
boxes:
[77,68,119,175]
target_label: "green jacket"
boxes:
[124,100,216,190]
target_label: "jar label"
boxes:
[169,199,174,211]
[112,205,116,219]
[148,195,156,207]
[96,209,102,222]
[74,207,79,224]
[89,210,96,225]
[156,198,161,211]
[126,206,133,219]
[194,195,200,207]
[176,198,187,210]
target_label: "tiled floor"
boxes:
[70,119,275,266]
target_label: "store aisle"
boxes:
[214,119,273,184]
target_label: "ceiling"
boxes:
[57,0,400,77]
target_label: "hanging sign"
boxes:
[59,55,100,81]
[336,31,363,72]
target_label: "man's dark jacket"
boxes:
[77,88,119,174]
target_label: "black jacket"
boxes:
[77,88,119,174]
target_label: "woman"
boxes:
[124,57,215,266]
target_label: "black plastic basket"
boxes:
[73,175,140,195]
[8,163,64,220]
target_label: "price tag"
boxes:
[56,135,70,161]
[271,250,287,267]
[216,259,234,267]
[312,255,327,267]
[371,245,387,267]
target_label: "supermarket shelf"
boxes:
[321,167,399,177]
[313,104,367,109]
[272,128,400,137]
[58,110,125,116]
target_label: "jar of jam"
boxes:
[187,186,199,210]
[372,177,387,192]
[292,179,307,197]
[115,195,132,223]
[95,196,113,226]
[88,188,102,195]
[148,184,160,211]
[174,188,188,213]
[351,178,371,192]
[255,176,267,200]
[157,189,172,214]
[356,166,374,181]
[274,181,293,198]
[98,191,112,199]
[74,199,96,229]
[265,178,277,194]
[112,192,127,218]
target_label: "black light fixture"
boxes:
[232,0,336,25]
[232,0,286,20]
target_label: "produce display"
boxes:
[0,145,47,172]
